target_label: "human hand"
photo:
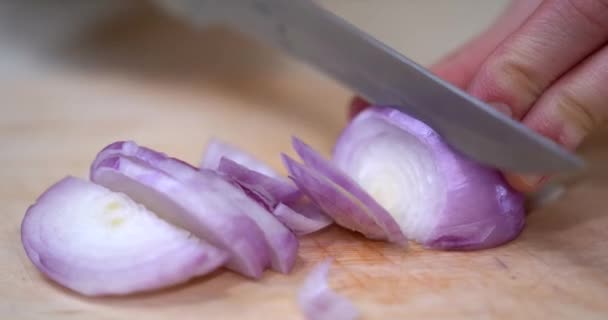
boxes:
[349,0,608,193]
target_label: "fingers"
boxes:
[431,0,542,88]
[505,44,608,191]
[349,0,541,119]
[467,0,608,120]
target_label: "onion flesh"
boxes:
[21,176,228,296]
[201,138,283,179]
[282,154,387,240]
[284,137,406,244]
[91,155,270,278]
[93,143,299,274]
[273,202,332,236]
[218,157,300,208]
[332,107,525,250]
[298,260,359,320]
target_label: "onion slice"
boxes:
[282,154,386,240]
[298,260,359,320]
[91,140,200,183]
[218,157,300,208]
[93,143,299,274]
[283,137,406,244]
[21,176,228,296]
[194,169,299,274]
[91,155,270,278]
[273,202,332,236]
[332,107,525,250]
[201,138,283,179]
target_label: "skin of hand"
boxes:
[349,0,608,193]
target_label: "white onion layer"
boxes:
[21,176,228,296]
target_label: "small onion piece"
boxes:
[93,144,299,275]
[282,154,386,240]
[333,107,525,250]
[273,203,332,236]
[91,140,200,183]
[201,138,283,179]
[194,169,299,274]
[21,176,228,296]
[285,137,406,244]
[91,155,270,278]
[298,260,359,320]
[218,157,300,208]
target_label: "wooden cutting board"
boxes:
[2,4,608,319]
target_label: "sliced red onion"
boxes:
[91,140,200,183]
[272,202,332,236]
[91,155,270,278]
[21,176,228,296]
[218,157,300,208]
[201,138,282,179]
[194,168,299,274]
[284,138,406,244]
[93,144,299,274]
[298,260,359,320]
[282,154,386,240]
[332,107,525,250]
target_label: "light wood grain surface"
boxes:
[2,1,608,319]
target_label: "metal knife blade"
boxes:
[159,0,584,173]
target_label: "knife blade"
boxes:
[159,0,584,174]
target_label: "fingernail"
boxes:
[488,102,513,118]
[505,174,546,192]
[526,183,566,211]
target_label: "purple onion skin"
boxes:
[333,106,526,250]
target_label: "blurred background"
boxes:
[0,0,509,79]
[0,0,510,178]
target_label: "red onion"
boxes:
[332,107,525,250]
[273,202,332,236]
[201,138,283,179]
[282,138,407,244]
[298,260,359,320]
[21,177,228,296]
[92,142,299,274]
[218,157,301,208]
[91,155,270,278]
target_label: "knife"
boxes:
[158,0,584,174]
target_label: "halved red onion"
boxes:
[298,260,359,320]
[91,155,270,278]
[93,144,299,274]
[332,107,525,250]
[201,138,282,179]
[218,157,301,208]
[272,202,332,236]
[21,176,228,296]
[284,138,406,244]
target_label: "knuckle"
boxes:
[479,54,545,117]
[555,89,605,136]
[564,0,608,31]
